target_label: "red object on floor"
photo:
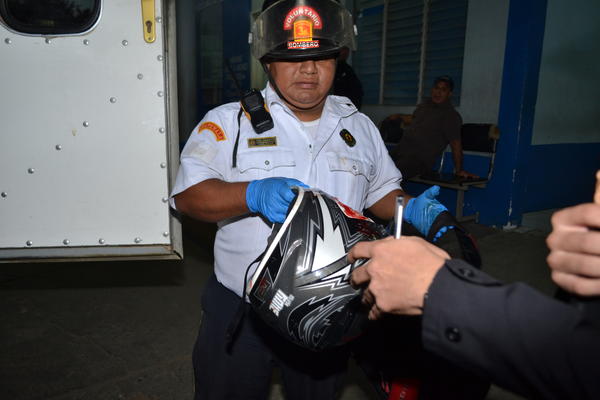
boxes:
[387,378,420,400]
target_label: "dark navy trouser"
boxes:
[192,274,349,400]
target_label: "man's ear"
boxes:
[260,61,271,76]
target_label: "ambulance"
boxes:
[0,0,183,261]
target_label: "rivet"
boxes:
[83,39,90,45]
[134,237,142,244]
[162,197,168,203]
[157,55,164,62]
[1,192,7,198]
[137,73,144,80]
[157,91,164,97]
[122,40,128,46]
[160,162,166,168]
[162,232,169,237]
[27,168,35,174]
[63,239,70,245]
[158,127,165,134]
[55,144,62,150]
[264,160,270,165]
[83,121,89,127]
[156,16,163,23]
[45,38,52,44]
[4,38,11,44]
[109,97,117,103]
[26,240,33,246]
[98,238,105,245]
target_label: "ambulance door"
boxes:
[0,0,182,261]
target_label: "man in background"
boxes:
[390,75,478,180]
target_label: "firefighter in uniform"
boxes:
[171,0,450,398]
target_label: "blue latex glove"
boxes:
[404,185,453,241]
[246,177,309,223]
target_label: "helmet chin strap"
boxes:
[262,62,331,112]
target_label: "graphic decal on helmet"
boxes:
[269,289,295,317]
[247,188,387,350]
[253,268,273,302]
[287,293,356,348]
[311,194,345,273]
[284,6,322,50]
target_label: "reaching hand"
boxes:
[546,203,600,296]
[246,177,308,223]
[404,185,452,241]
[349,236,449,319]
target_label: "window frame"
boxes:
[354,0,467,106]
[0,0,102,36]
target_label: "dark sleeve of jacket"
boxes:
[421,259,600,400]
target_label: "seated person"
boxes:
[389,75,478,180]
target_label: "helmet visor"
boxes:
[251,0,356,60]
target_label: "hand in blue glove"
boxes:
[404,185,453,241]
[246,177,309,223]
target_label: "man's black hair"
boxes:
[433,75,454,92]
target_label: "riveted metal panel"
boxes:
[0,0,182,261]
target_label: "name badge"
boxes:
[248,137,278,148]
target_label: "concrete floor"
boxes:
[0,217,554,400]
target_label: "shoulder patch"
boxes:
[199,121,226,141]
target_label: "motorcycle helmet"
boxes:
[246,188,387,351]
[250,0,357,61]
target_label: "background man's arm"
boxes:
[449,139,478,178]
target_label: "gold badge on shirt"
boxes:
[248,136,277,148]
[340,129,356,147]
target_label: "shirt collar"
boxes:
[264,83,357,120]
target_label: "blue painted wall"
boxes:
[471,0,547,226]
[523,144,600,211]
[522,0,600,213]
[462,0,600,225]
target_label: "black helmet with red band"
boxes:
[251,0,357,62]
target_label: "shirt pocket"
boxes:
[236,148,296,180]
[326,153,373,181]
[325,152,374,210]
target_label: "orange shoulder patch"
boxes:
[198,121,226,141]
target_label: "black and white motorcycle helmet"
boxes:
[247,188,387,351]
